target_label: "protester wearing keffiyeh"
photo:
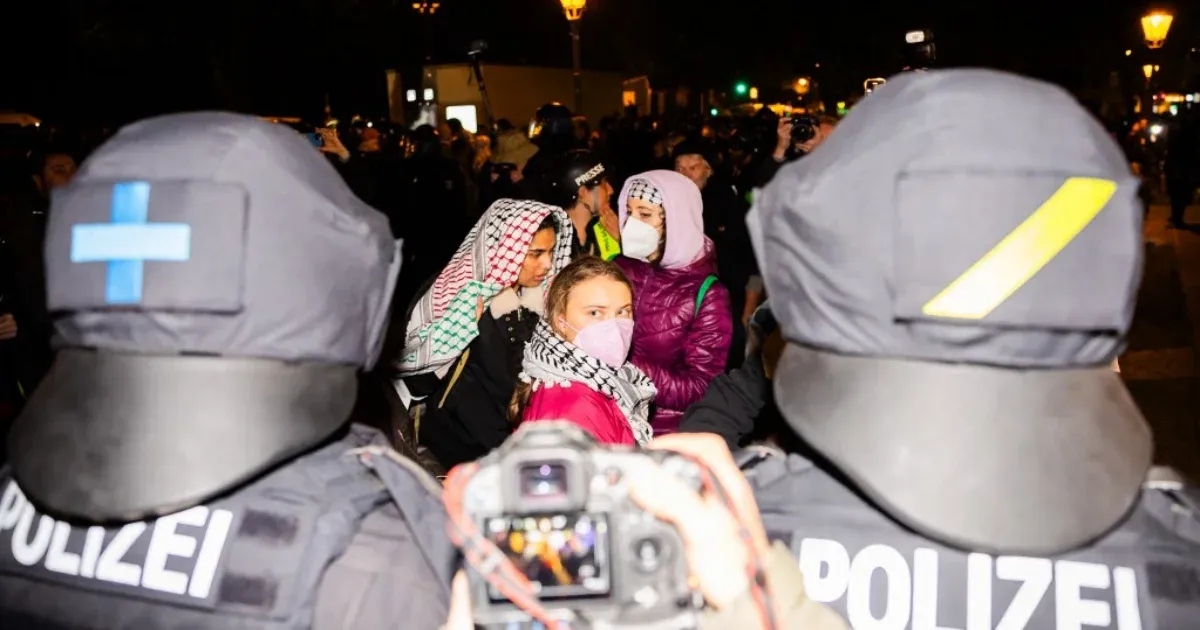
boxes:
[398,199,573,379]
[521,320,656,446]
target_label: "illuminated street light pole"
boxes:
[561,0,587,115]
[1140,9,1173,115]
[412,2,440,63]
[1141,10,1173,49]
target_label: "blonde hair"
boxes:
[507,256,633,422]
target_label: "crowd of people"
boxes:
[0,67,1198,630]
[330,104,837,474]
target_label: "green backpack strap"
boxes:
[695,275,718,318]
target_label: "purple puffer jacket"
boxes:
[616,170,732,435]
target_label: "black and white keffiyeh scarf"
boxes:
[626,178,664,206]
[520,320,656,446]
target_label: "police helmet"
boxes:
[529,103,575,141]
[751,68,1150,556]
[10,113,401,521]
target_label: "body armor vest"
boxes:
[743,451,1200,630]
[0,424,451,629]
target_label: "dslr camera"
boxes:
[789,115,819,144]
[457,422,704,629]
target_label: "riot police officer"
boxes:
[0,113,454,628]
[547,149,621,260]
[743,69,1200,628]
[522,103,580,202]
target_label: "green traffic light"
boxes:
[734,82,748,95]
[709,108,718,116]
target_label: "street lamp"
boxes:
[904,29,936,70]
[1141,10,1173,49]
[560,0,587,115]
[412,2,440,63]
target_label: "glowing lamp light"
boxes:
[411,2,439,14]
[423,88,435,101]
[560,0,587,21]
[748,87,759,100]
[1141,11,1173,49]
[1125,49,1132,56]
[1143,64,1155,80]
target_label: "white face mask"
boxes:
[621,217,660,261]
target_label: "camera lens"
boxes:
[791,121,815,143]
[520,463,568,498]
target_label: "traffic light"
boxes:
[709,108,718,116]
[734,82,749,96]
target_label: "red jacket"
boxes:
[521,382,635,446]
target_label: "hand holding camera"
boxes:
[316,128,350,162]
[441,424,780,630]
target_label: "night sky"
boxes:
[2,0,1192,125]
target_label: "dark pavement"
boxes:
[1120,205,1200,481]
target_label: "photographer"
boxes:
[673,139,757,368]
[442,432,848,630]
[755,113,838,188]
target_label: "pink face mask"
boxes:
[559,318,635,368]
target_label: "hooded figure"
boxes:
[0,112,455,629]
[396,198,574,469]
[615,170,731,435]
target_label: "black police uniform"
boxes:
[745,452,1200,629]
[0,112,454,629]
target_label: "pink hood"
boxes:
[618,170,708,269]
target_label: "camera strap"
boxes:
[442,462,573,630]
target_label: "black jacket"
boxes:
[678,303,801,452]
[409,289,543,469]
